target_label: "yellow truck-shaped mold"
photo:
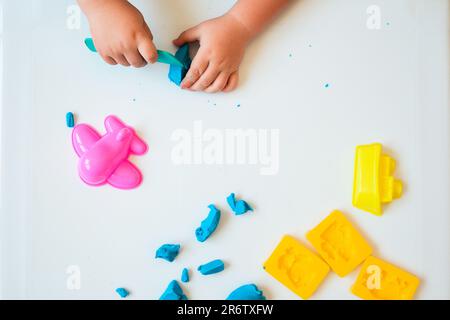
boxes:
[352,143,403,216]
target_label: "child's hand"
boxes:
[173,14,252,93]
[80,0,157,67]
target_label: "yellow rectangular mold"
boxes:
[352,143,403,216]
[351,256,420,300]
[263,235,330,299]
[306,210,372,277]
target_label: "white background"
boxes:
[0,0,449,299]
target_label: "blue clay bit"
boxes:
[226,193,253,215]
[226,284,266,300]
[198,259,225,275]
[195,204,221,242]
[168,43,191,86]
[181,268,190,283]
[85,38,97,52]
[157,50,184,68]
[66,112,74,128]
[115,287,129,298]
[155,244,180,262]
[160,280,188,300]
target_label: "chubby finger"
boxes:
[190,65,220,91]
[181,52,208,89]
[223,72,239,92]
[173,26,200,46]
[125,50,147,68]
[137,37,158,64]
[115,54,131,67]
[205,72,230,93]
[100,54,118,65]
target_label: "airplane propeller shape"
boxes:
[72,115,148,189]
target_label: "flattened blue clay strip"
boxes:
[168,43,191,86]
[84,38,184,67]
[195,204,221,242]
[115,287,129,298]
[155,244,180,262]
[198,259,225,275]
[66,112,74,128]
[181,268,190,283]
[227,193,253,215]
[226,284,266,300]
[160,280,188,300]
[156,50,185,68]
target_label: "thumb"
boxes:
[173,26,200,46]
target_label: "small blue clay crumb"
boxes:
[289,53,292,58]
[386,22,390,26]
[236,104,241,108]
[198,259,225,275]
[160,280,188,300]
[195,204,221,242]
[168,43,192,86]
[155,244,180,262]
[66,112,74,128]
[324,83,330,88]
[181,268,190,283]
[226,284,266,300]
[115,287,129,298]
[227,193,253,215]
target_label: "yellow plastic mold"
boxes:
[306,210,372,277]
[352,143,403,215]
[263,235,330,299]
[351,256,420,300]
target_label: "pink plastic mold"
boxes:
[72,115,148,189]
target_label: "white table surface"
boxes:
[1,0,449,299]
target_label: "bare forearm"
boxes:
[77,0,127,16]
[228,0,290,38]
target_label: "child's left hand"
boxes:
[173,13,251,93]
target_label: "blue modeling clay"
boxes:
[66,112,74,128]
[195,205,221,242]
[115,287,129,298]
[168,43,191,86]
[84,38,184,67]
[227,193,253,215]
[155,244,180,262]
[159,280,188,300]
[226,284,266,300]
[181,268,190,283]
[198,259,225,275]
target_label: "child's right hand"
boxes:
[79,0,157,67]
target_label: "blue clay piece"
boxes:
[160,280,188,300]
[198,259,225,275]
[66,112,74,128]
[181,268,190,283]
[227,193,253,215]
[155,244,180,262]
[156,50,184,68]
[168,43,191,86]
[195,205,221,242]
[226,284,266,300]
[85,38,97,52]
[115,287,129,298]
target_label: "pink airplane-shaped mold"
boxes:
[72,115,148,190]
